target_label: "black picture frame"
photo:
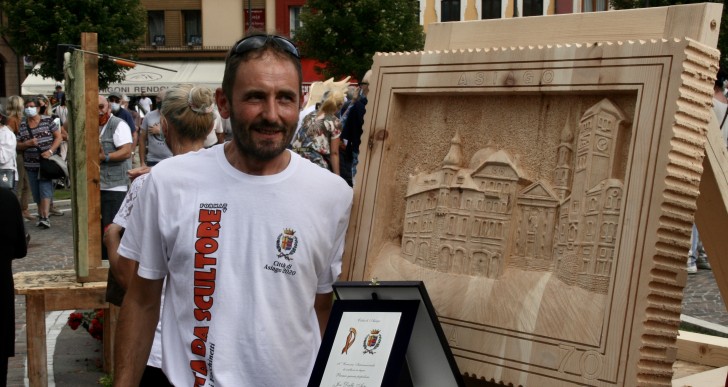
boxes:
[332,281,466,387]
[308,299,420,387]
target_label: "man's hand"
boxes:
[127,166,151,180]
[149,123,161,136]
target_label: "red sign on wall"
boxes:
[244,9,266,31]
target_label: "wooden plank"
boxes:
[25,295,47,387]
[424,3,722,51]
[80,32,102,282]
[103,305,118,373]
[695,113,728,319]
[672,365,728,387]
[677,330,728,367]
[43,289,108,311]
[67,48,89,277]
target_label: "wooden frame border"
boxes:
[342,36,717,387]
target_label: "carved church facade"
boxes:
[401,98,629,294]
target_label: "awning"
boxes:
[22,60,226,96]
[21,58,329,96]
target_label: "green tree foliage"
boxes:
[0,0,146,89]
[294,0,425,80]
[610,0,727,70]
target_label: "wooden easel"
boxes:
[13,32,112,387]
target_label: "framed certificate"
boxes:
[309,299,420,387]
[332,281,465,387]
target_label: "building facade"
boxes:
[417,0,610,32]
[3,0,309,97]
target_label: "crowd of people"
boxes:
[1,33,363,386]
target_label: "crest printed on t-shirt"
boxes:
[276,228,299,260]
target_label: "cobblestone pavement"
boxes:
[682,269,728,327]
[7,198,728,385]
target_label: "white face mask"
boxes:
[110,102,120,113]
[25,107,37,117]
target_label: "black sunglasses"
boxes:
[232,34,300,59]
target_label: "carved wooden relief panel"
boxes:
[343,39,718,386]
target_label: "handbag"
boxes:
[0,169,14,189]
[39,154,67,180]
[24,118,68,180]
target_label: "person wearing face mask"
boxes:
[108,92,137,139]
[98,95,133,261]
[15,98,62,228]
[34,95,66,217]
[139,90,172,167]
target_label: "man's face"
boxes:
[98,96,110,116]
[216,53,300,162]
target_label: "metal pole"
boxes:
[72,48,177,72]
[248,0,252,32]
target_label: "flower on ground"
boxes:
[67,312,84,330]
[66,309,103,341]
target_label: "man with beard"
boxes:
[113,35,353,387]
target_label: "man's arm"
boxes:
[314,292,334,338]
[104,224,136,290]
[100,143,132,163]
[113,273,163,386]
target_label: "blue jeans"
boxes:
[352,150,360,180]
[26,169,53,204]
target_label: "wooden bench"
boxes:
[14,270,111,387]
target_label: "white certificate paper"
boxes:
[320,311,403,387]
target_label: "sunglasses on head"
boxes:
[231,34,300,59]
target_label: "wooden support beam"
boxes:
[677,330,728,368]
[695,114,728,317]
[68,32,105,282]
[671,365,728,387]
[25,295,47,386]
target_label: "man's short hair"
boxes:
[222,34,302,101]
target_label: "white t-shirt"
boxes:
[138,97,153,114]
[0,125,17,180]
[113,173,164,368]
[118,147,352,387]
[100,119,132,192]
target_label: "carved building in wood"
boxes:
[402,98,628,294]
